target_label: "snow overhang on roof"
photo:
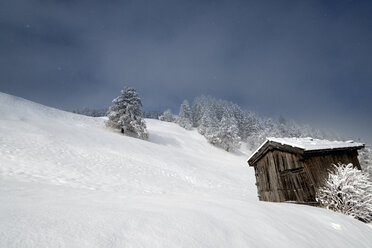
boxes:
[247,137,365,166]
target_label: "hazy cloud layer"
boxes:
[1,0,371,142]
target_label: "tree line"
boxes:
[160,95,338,152]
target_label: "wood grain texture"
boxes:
[252,149,362,203]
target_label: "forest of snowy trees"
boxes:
[73,94,334,152]
[160,95,335,152]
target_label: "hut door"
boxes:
[280,168,315,202]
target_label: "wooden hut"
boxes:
[247,137,364,203]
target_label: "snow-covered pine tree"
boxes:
[207,113,241,152]
[316,163,372,223]
[202,112,220,144]
[106,87,148,140]
[176,100,192,130]
[197,107,216,135]
[179,100,191,119]
[158,109,176,122]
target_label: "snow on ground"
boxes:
[0,92,371,247]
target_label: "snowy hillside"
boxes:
[0,92,371,248]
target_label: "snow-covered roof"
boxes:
[248,137,364,166]
[267,137,364,151]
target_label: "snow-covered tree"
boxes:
[207,114,241,152]
[197,106,217,135]
[316,163,372,223]
[191,95,211,127]
[106,87,148,140]
[158,109,175,122]
[177,100,192,130]
[179,100,192,120]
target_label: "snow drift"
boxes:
[0,92,371,247]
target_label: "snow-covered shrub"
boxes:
[176,100,192,130]
[359,146,372,181]
[316,163,372,223]
[158,109,176,122]
[106,87,148,140]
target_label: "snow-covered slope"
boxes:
[0,92,371,247]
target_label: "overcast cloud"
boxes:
[1,0,371,142]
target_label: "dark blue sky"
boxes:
[1,0,371,142]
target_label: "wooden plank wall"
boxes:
[253,149,361,202]
[303,150,361,188]
[255,150,304,202]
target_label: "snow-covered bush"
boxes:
[359,146,372,181]
[176,100,192,130]
[316,163,372,223]
[106,87,148,140]
[158,109,176,122]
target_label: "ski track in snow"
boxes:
[0,92,371,248]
